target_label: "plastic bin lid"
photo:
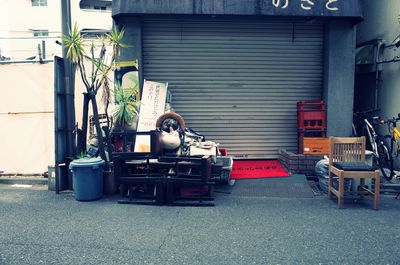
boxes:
[69,157,105,168]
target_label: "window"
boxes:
[93,6,107,11]
[33,30,49,37]
[80,4,91,9]
[81,29,108,39]
[31,0,47,7]
[94,6,107,11]
[80,0,112,12]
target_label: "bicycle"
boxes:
[378,115,400,180]
[352,110,400,182]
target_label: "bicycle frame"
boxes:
[393,127,400,143]
[364,118,379,157]
[386,118,400,158]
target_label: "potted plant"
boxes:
[63,24,127,197]
[112,81,140,132]
[111,81,140,153]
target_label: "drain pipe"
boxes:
[374,40,385,110]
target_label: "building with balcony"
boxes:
[0,0,112,61]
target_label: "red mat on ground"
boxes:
[230,159,290,179]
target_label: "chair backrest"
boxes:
[112,130,163,159]
[329,137,366,165]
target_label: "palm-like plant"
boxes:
[62,23,127,165]
[113,81,140,129]
[62,23,84,64]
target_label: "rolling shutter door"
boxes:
[142,18,324,157]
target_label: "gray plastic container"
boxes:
[213,156,233,184]
[69,157,105,201]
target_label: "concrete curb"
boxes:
[0,176,47,186]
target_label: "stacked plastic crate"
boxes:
[214,156,233,184]
[297,101,326,154]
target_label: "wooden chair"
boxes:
[112,130,166,205]
[159,155,215,207]
[328,137,380,209]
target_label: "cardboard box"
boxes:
[303,137,330,155]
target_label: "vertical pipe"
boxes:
[37,43,42,63]
[42,40,46,60]
[54,57,62,194]
[374,41,384,110]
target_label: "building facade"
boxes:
[112,0,361,158]
[0,0,112,61]
[356,1,400,121]
[356,0,400,168]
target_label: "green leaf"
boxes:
[112,81,140,126]
[105,26,127,48]
[61,22,85,64]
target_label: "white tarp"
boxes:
[0,60,121,174]
[0,63,55,174]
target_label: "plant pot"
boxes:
[126,115,139,131]
[103,169,117,195]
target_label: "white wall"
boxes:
[0,0,10,57]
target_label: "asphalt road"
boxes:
[0,184,399,265]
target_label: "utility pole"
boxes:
[61,0,76,159]
[60,0,76,190]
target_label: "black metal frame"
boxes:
[160,155,215,207]
[112,130,164,205]
[111,130,215,206]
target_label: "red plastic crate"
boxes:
[219,148,228,156]
[297,101,325,111]
[297,101,326,130]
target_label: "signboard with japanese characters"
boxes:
[272,0,339,11]
[253,0,361,17]
[114,0,362,19]
[134,80,168,153]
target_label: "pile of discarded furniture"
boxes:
[110,103,232,206]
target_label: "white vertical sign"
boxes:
[134,80,168,152]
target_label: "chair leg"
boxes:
[373,172,380,210]
[338,174,344,209]
[359,178,365,200]
[165,181,174,205]
[328,170,333,199]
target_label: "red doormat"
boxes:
[230,159,290,179]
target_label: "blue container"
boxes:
[69,157,105,201]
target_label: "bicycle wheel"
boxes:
[376,137,395,181]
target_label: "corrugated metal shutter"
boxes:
[142,18,324,157]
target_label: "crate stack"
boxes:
[297,101,326,154]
